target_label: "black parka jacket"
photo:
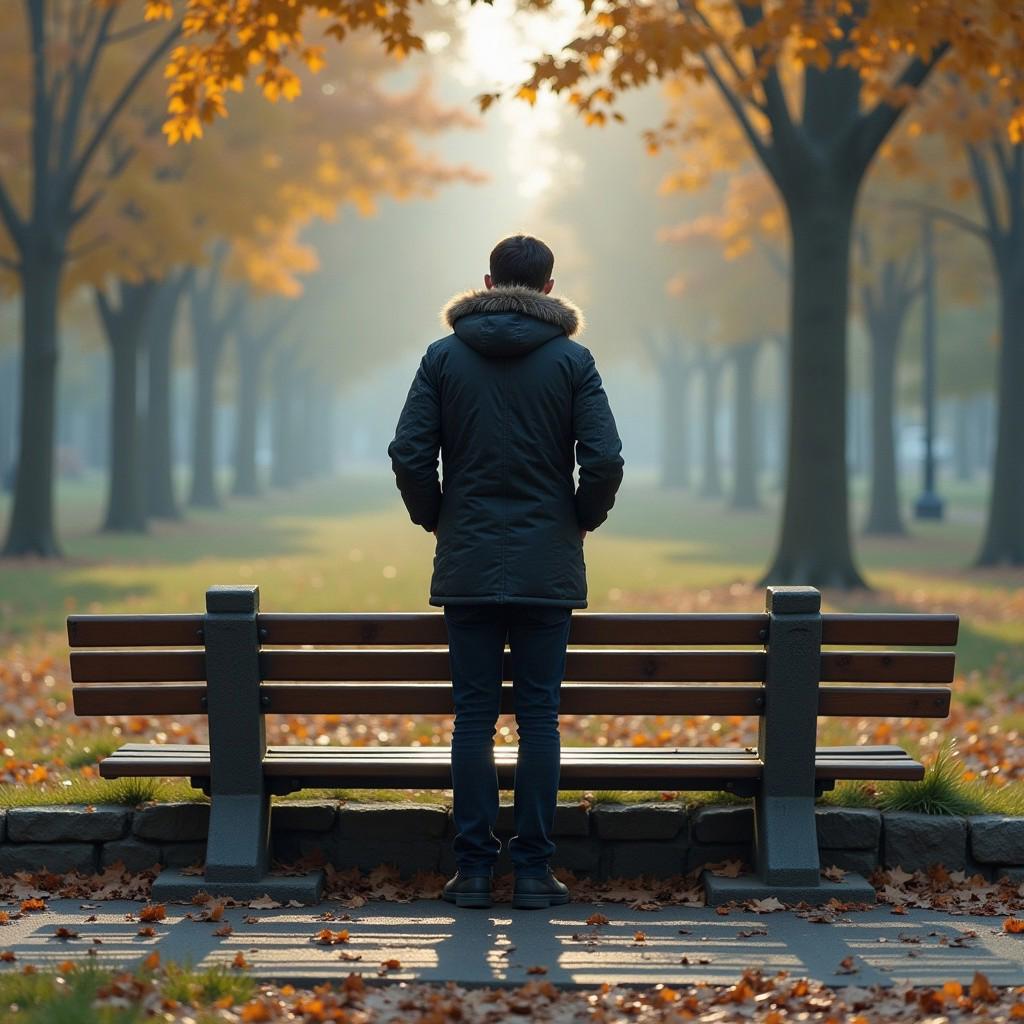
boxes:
[388,285,624,608]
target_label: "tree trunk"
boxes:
[292,369,315,481]
[146,276,186,520]
[863,310,905,535]
[99,281,156,534]
[762,190,867,587]
[953,397,972,482]
[699,357,723,499]
[659,351,690,489]
[0,352,16,492]
[3,258,63,557]
[976,271,1024,565]
[270,352,296,489]
[232,337,266,498]
[104,329,147,531]
[189,332,222,508]
[731,341,760,510]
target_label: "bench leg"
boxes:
[756,794,821,887]
[205,792,271,882]
[704,587,875,906]
[151,586,323,905]
[152,793,324,905]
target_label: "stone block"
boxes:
[819,848,879,876]
[329,839,442,878]
[6,806,130,843]
[994,867,1024,884]
[133,803,210,842]
[591,803,686,840]
[273,832,333,866]
[602,839,689,880]
[692,806,753,844]
[100,839,162,873]
[550,838,601,876]
[335,803,447,840]
[493,802,590,837]
[272,803,337,833]
[969,816,1024,865]
[815,808,881,850]
[160,842,206,869]
[686,843,751,873]
[0,843,97,875]
[883,812,968,871]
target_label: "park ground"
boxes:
[0,471,1021,811]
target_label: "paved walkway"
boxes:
[1,900,1022,988]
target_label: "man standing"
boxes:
[388,235,624,909]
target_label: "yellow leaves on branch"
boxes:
[161,0,426,144]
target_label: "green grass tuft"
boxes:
[0,777,207,809]
[877,743,988,816]
[161,963,257,1007]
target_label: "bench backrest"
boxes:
[69,585,958,724]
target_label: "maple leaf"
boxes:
[248,895,281,910]
[139,904,166,923]
[746,897,785,913]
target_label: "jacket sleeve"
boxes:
[572,348,624,531]
[387,351,442,532]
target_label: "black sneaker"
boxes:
[512,869,570,910]
[441,871,493,909]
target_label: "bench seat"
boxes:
[99,741,924,793]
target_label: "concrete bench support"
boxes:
[705,587,874,905]
[152,586,323,904]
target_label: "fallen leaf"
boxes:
[232,952,250,970]
[0,951,15,962]
[20,899,45,913]
[526,965,548,975]
[139,905,166,923]
[213,924,233,937]
[585,913,610,926]
[835,956,858,975]
[142,951,160,971]
[248,895,281,910]
[1004,917,1024,934]
[137,927,157,938]
[53,927,79,940]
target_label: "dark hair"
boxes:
[489,235,554,291]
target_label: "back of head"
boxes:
[489,235,554,291]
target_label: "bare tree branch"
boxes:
[732,0,802,157]
[674,0,779,179]
[60,21,181,212]
[965,142,1005,239]
[0,175,27,251]
[889,197,991,243]
[851,45,949,174]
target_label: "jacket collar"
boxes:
[441,285,584,339]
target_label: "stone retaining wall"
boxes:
[0,803,1022,882]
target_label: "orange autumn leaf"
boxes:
[1004,918,1024,934]
[139,905,167,923]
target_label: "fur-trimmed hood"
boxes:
[440,285,584,358]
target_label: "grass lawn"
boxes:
[0,470,1020,810]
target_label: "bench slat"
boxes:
[820,613,959,647]
[96,743,923,786]
[67,615,203,648]
[820,651,955,683]
[257,613,771,646]
[67,611,959,649]
[70,648,955,684]
[72,682,951,718]
[259,650,768,682]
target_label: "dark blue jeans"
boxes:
[443,603,573,879]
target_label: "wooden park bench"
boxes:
[68,585,958,905]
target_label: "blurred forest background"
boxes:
[0,0,1021,799]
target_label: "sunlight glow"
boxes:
[448,0,583,200]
